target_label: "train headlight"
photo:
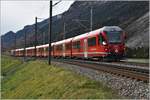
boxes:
[102,41,107,46]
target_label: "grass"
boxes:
[1,55,121,99]
[1,55,22,76]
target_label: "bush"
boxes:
[126,47,149,58]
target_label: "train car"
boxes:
[39,44,53,57]
[26,47,35,57]
[72,33,87,58]
[51,43,55,57]
[41,44,48,57]
[36,45,45,57]
[15,48,24,57]
[71,26,126,60]
[63,38,73,58]
[53,38,73,58]
[10,49,15,56]
[36,43,55,57]
[14,49,19,56]
[53,40,65,57]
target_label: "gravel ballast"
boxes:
[52,61,149,99]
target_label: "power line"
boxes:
[52,0,62,7]
[48,0,62,65]
[90,6,93,31]
[48,0,52,65]
[73,19,89,31]
[35,17,37,59]
[24,30,26,61]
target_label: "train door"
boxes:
[83,39,88,58]
[44,47,46,57]
[63,43,65,57]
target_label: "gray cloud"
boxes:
[1,1,74,35]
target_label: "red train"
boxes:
[11,26,126,61]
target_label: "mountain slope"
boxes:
[125,12,149,48]
[1,1,149,51]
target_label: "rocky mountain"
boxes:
[1,31,15,51]
[1,1,149,52]
[125,12,149,48]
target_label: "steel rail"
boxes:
[52,58,149,83]
[55,58,149,74]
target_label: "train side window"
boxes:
[39,48,43,52]
[88,37,96,46]
[46,47,49,51]
[60,45,63,50]
[66,43,71,50]
[56,45,62,51]
[76,41,80,49]
[51,46,53,51]
[99,34,105,44]
[73,41,80,49]
[56,45,58,51]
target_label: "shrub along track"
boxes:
[52,58,149,83]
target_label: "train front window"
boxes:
[99,34,105,44]
[106,31,122,44]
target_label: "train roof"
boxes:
[16,43,56,50]
[37,44,47,48]
[54,40,65,45]
[102,26,122,32]
[54,37,73,45]
[15,48,24,51]
[36,43,55,48]
[26,47,35,50]
[64,38,73,43]
[72,29,101,41]
[72,26,122,41]
[40,43,55,47]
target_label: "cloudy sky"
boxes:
[1,0,74,35]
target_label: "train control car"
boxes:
[66,26,125,60]
[99,26,126,60]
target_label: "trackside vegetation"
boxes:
[1,55,121,99]
[1,55,22,76]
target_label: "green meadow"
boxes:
[1,55,121,99]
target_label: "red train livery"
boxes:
[11,26,126,60]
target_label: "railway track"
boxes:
[114,60,149,68]
[19,57,149,83]
[52,58,149,83]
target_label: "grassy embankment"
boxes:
[1,55,121,99]
[1,55,22,76]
